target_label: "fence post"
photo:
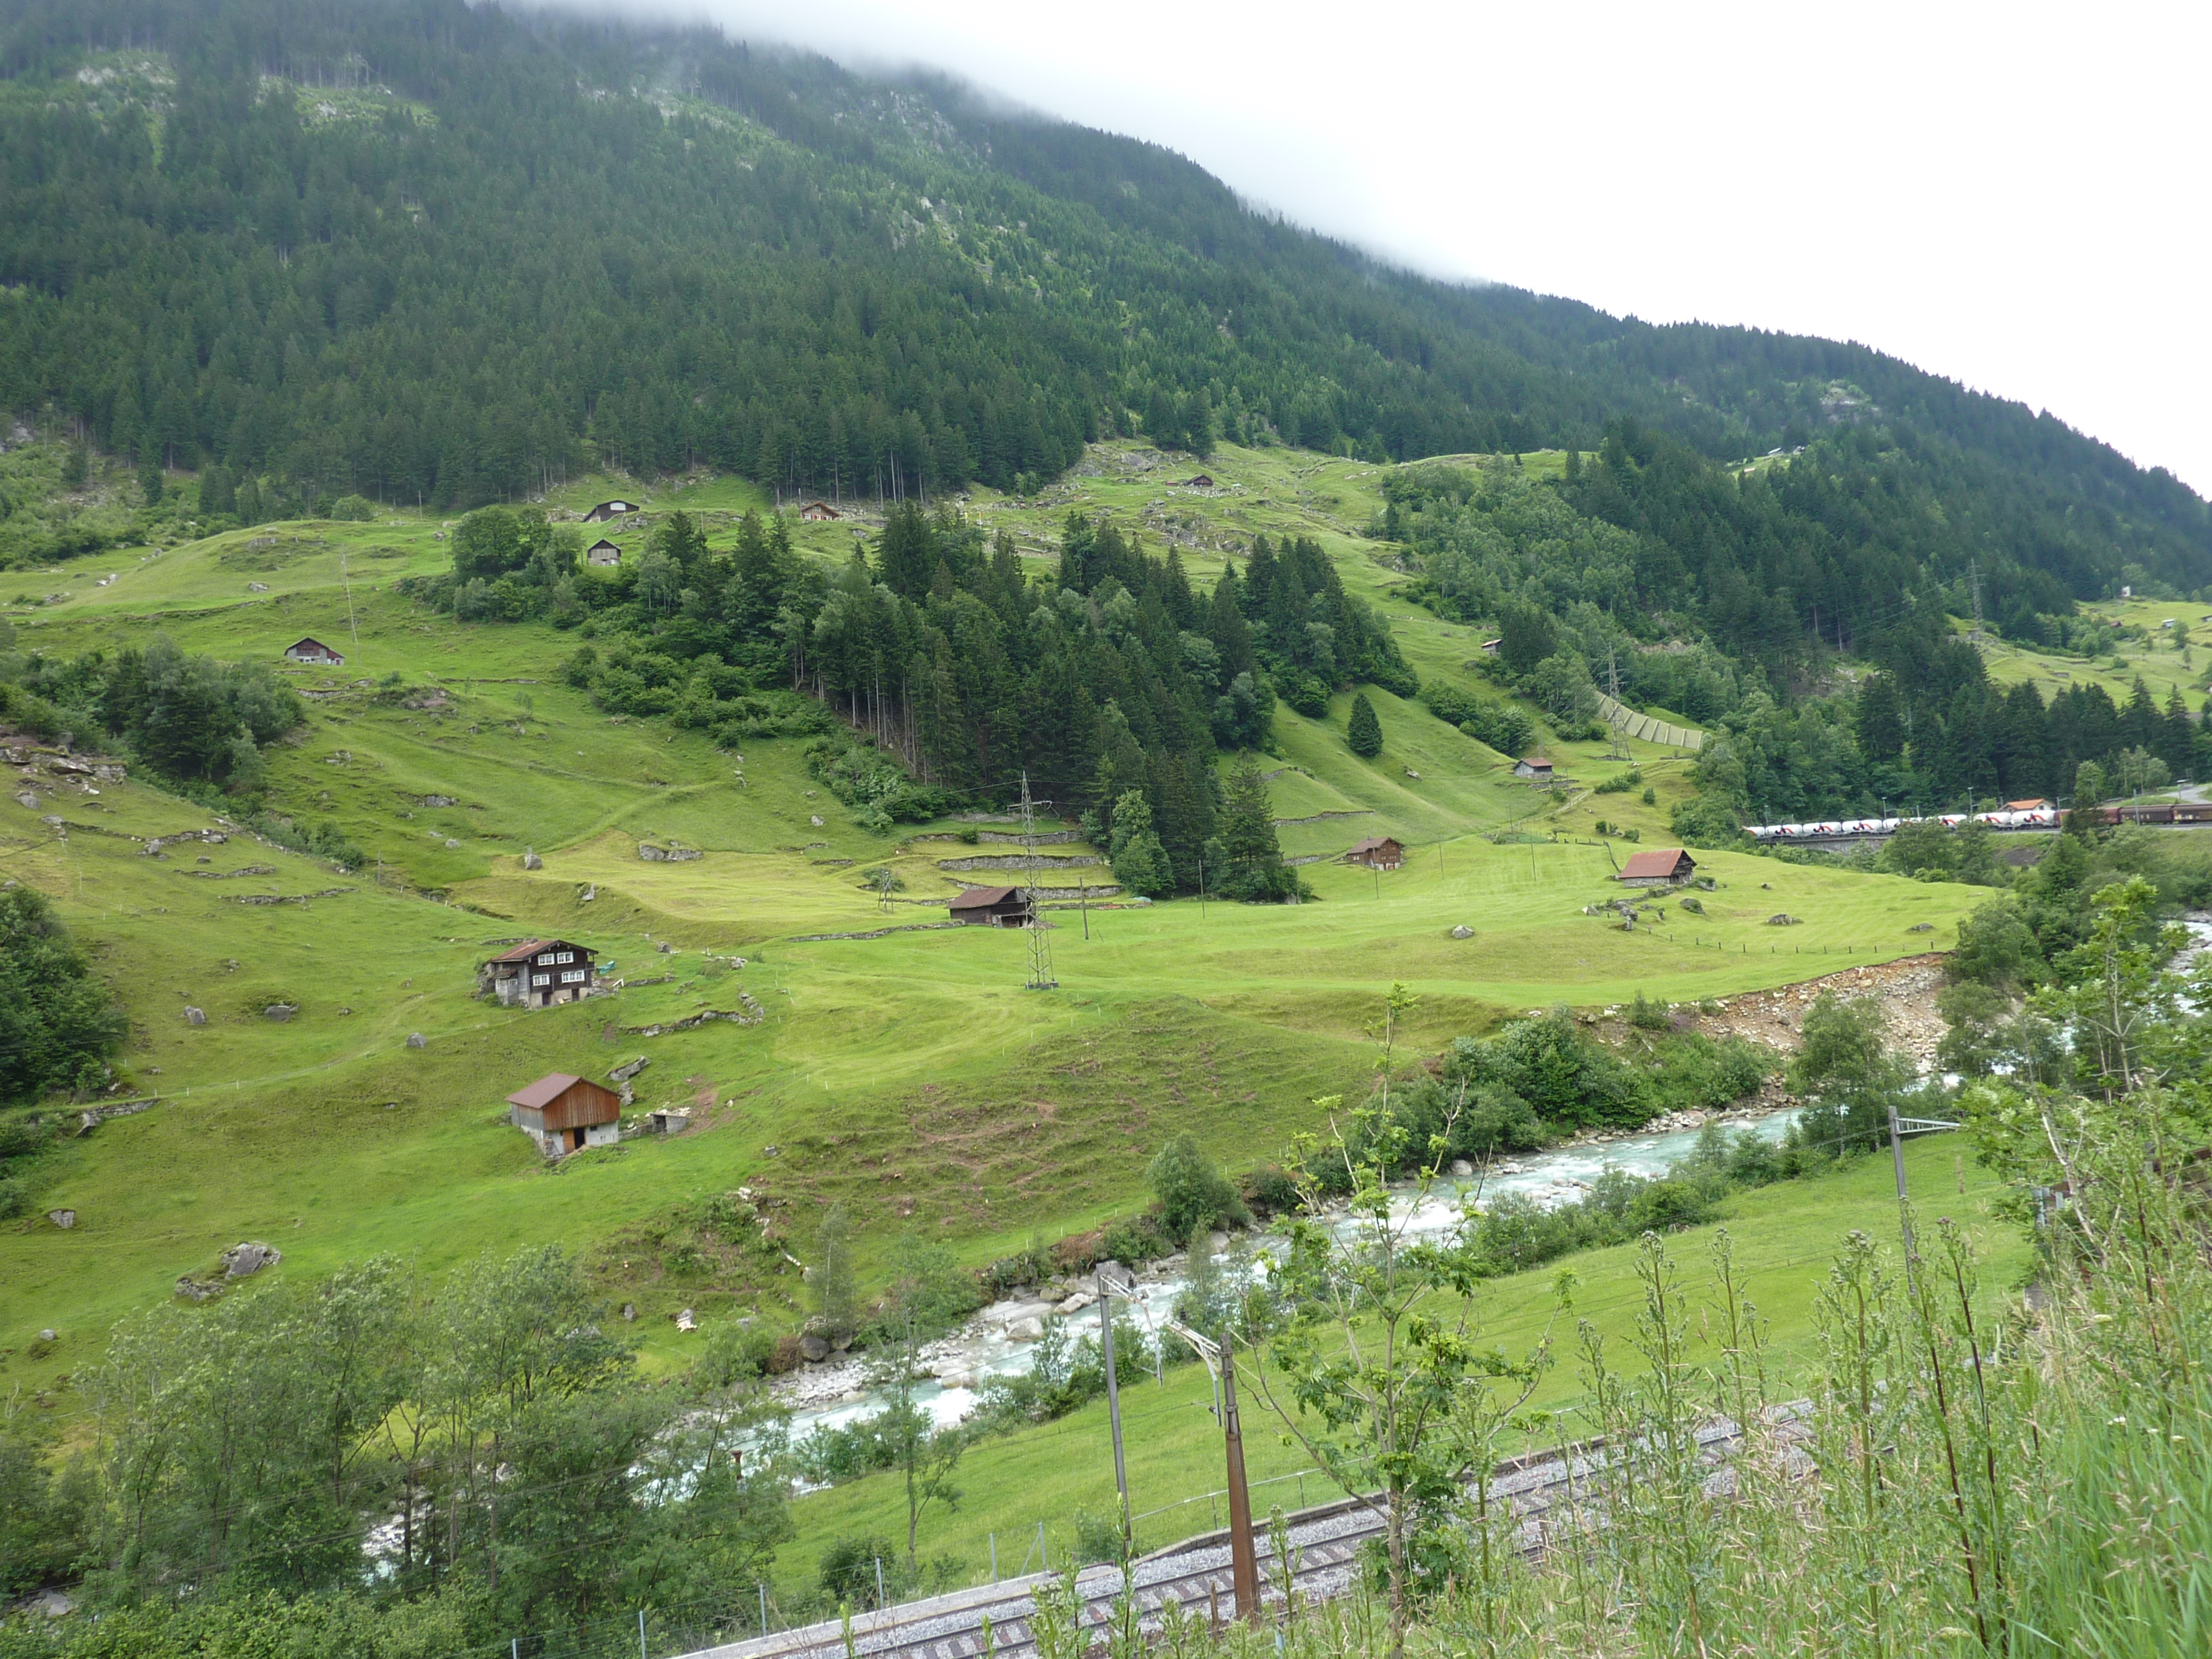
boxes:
[639,1609,648,1659]
[876,1557,886,1608]
[990,1532,997,1582]
[1038,1519,1048,1570]
[759,1583,768,1635]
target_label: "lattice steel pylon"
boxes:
[1019,771,1057,990]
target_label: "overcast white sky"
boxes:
[572,0,2211,494]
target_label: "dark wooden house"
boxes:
[950,884,1028,926]
[799,500,841,521]
[506,1073,622,1156]
[283,636,346,666]
[479,939,597,1008]
[586,538,621,567]
[1618,848,1697,886]
[1341,836,1405,870]
[582,499,640,523]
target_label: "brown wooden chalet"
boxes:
[586,538,622,567]
[479,939,597,1008]
[581,499,640,523]
[1341,836,1404,870]
[506,1073,622,1157]
[799,500,841,521]
[949,884,1028,926]
[1618,848,1697,887]
[1512,756,1553,780]
[283,636,346,666]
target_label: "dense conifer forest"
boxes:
[1,0,2205,609]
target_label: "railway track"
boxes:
[676,1407,1812,1659]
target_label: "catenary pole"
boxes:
[1221,1329,1261,1624]
[1099,1268,1130,1549]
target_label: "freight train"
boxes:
[1744,805,2062,842]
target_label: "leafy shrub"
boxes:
[804,737,951,827]
[1280,673,1330,717]
[0,888,128,1102]
[1669,794,1746,848]
[1627,990,1672,1030]
[1098,1212,1173,1265]
[329,495,375,521]
[818,1535,899,1607]
[1146,1133,1250,1239]
[1240,1165,1301,1217]
[1447,1008,1642,1130]
[1594,767,1643,794]
[974,1312,1157,1430]
[1075,1511,1127,1564]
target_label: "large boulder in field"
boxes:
[223,1241,281,1278]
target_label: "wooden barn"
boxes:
[506,1073,622,1157]
[1512,756,1553,780]
[1618,848,1698,887]
[283,636,345,666]
[1341,836,1405,870]
[949,884,1028,926]
[582,499,640,523]
[1182,474,1215,489]
[586,538,621,567]
[478,939,597,1008]
[799,500,841,521]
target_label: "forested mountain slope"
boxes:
[1,0,2205,625]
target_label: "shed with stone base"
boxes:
[506,1073,622,1156]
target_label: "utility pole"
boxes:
[1019,772,1056,990]
[1221,1329,1261,1625]
[1098,1267,1130,1550]
[1886,1097,1914,1277]
[1167,1319,1261,1625]
[1605,647,1626,761]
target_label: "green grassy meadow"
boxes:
[2,439,1988,1408]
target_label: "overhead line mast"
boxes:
[1019,771,1057,991]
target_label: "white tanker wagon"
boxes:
[1743,806,2058,842]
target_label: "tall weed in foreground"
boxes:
[1152,1162,2211,1659]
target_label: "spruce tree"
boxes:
[1218,757,1295,901]
[1347,691,1383,757]
[1107,789,1170,896]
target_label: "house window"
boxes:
[554,951,574,965]
[560,970,586,984]
[533,973,551,987]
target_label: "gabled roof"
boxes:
[950,884,1021,909]
[286,636,341,655]
[1517,754,1553,768]
[1620,848,1694,880]
[1344,836,1402,856]
[2005,798,2051,810]
[485,937,588,964]
[507,1073,586,1110]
